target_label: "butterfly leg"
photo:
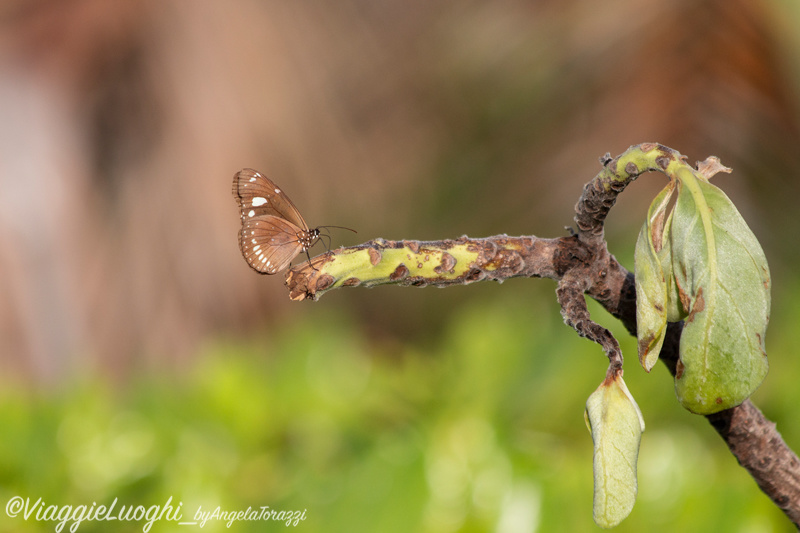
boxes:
[305,248,319,271]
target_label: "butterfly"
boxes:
[232,168,353,274]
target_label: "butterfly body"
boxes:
[232,168,322,274]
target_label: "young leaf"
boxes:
[585,373,645,529]
[634,182,675,371]
[668,171,770,414]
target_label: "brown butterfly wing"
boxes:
[232,169,308,231]
[238,215,306,274]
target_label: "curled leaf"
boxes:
[695,156,732,179]
[669,171,770,414]
[634,182,675,371]
[585,373,645,528]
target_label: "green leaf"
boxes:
[584,373,645,529]
[634,183,675,371]
[669,171,770,414]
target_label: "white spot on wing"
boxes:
[249,177,256,182]
[248,210,255,217]
[252,197,267,207]
[274,188,280,193]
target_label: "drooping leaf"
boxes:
[584,373,645,529]
[634,182,675,371]
[668,171,770,414]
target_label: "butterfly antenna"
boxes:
[317,225,357,234]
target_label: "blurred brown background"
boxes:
[2,0,799,383]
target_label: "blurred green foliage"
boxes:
[1,283,798,532]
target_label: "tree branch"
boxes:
[577,144,800,525]
[284,142,800,525]
[285,235,581,301]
